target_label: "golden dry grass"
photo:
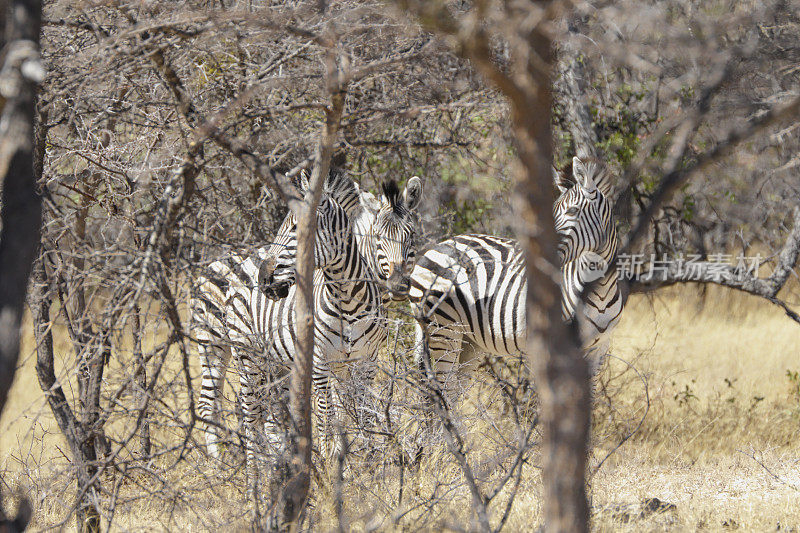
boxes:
[591,284,800,531]
[1,284,799,531]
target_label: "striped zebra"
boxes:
[191,171,422,459]
[191,217,295,460]
[408,156,622,390]
[227,172,421,488]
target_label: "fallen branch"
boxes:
[738,449,800,492]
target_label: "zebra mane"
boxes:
[381,180,405,218]
[291,167,356,195]
[292,167,359,209]
[572,156,615,200]
[325,167,352,194]
[325,168,361,217]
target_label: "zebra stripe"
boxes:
[191,250,271,458]
[226,173,420,488]
[265,176,422,300]
[190,172,422,459]
[555,156,621,357]
[409,156,622,385]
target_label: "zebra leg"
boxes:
[235,346,265,501]
[584,332,612,401]
[413,319,464,396]
[412,319,464,457]
[352,359,377,443]
[313,382,333,463]
[315,368,350,468]
[197,339,231,459]
[261,371,290,458]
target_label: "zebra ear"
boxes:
[403,176,422,210]
[572,156,597,193]
[552,166,572,194]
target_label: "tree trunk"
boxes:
[272,44,347,530]
[395,3,592,529]
[509,32,591,533]
[0,0,43,429]
[31,259,102,533]
[131,304,152,459]
[0,0,44,527]
[459,20,591,533]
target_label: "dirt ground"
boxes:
[1,284,799,531]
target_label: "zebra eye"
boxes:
[565,206,579,217]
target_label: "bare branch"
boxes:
[622,93,800,253]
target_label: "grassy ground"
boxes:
[590,285,800,531]
[1,284,799,530]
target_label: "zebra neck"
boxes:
[353,210,381,280]
[321,234,377,307]
[588,267,620,305]
[561,243,618,321]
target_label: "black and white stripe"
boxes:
[409,156,622,387]
[191,217,296,459]
[228,172,421,485]
[191,172,422,459]
[228,176,379,481]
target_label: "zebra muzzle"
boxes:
[263,280,291,300]
[386,270,410,300]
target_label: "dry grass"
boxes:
[2,284,799,531]
[591,284,800,531]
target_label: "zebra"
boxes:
[223,171,421,489]
[262,174,422,303]
[191,216,296,460]
[190,170,422,459]
[408,156,622,392]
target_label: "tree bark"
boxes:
[131,303,152,459]
[394,2,591,530]
[0,0,44,528]
[557,21,599,161]
[627,204,800,324]
[0,0,43,431]
[273,41,347,529]
[507,32,591,533]
[31,259,101,533]
[455,10,591,532]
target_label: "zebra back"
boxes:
[409,156,623,380]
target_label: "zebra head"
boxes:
[261,172,355,300]
[553,156,615,266]
[258,213,298,300]
[373,176,422,300]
